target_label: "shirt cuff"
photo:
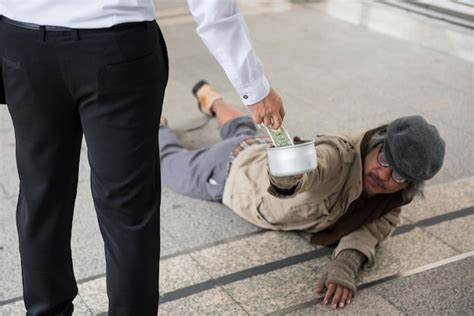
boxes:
[238,75,271,105]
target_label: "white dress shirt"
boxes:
[186,0,270,105]
[0,1,157,29]
[0,0,270,104]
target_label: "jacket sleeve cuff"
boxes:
[267,172,304,199]
[334,235,378,270]
[267,182,302,199]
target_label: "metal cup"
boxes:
[267,140,317,177]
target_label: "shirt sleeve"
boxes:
[186,0,270,105]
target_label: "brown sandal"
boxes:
[192,80,222,117]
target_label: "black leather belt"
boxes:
[0,15,151,33]
[1,15,73,31]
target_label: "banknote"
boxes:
[259,124,294,147]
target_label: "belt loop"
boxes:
[39,25,46,41]
[146,21,153,35]
[71,29,80,41]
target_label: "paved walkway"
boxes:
[1,0,473,314]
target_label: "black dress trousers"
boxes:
[1,17,168,316]
[0,21,5,105]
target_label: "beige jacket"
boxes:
[222,132,402,268]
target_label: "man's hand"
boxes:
[315,282,353,310]
[248,88,285,129]
[314,250,366,310]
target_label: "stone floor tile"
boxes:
[0,196,22,301]
[160,226,183,258]
[160,187,260,254]
[158,288,248,316]
[191,231,315,278]
[78,278,108,315]
[401,177,474,223]
[0,301,25,315]
[358,228,459,284]
[224,258,330,315]
[160,254,212,293]
[0,296,92,316]
[373,256,474,315]
[424,215,474,253]
[285,291,403,316]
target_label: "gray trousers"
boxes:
[159,116,257,201]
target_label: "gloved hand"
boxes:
[315,249,366,309]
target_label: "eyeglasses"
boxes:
[377,146,408,184]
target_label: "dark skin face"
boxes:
[316,144,408,310]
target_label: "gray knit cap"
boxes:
[383,115,445,181]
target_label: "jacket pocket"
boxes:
[2,57,20,70]
[1,57,30,108]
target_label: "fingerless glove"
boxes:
[317,249,366,294]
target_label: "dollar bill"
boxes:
[259,124,294,147]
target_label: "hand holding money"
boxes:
[248,88,285,129]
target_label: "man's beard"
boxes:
[363,172,387,196]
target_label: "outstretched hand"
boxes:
[248,88,285,129]
[315,282,353,310]
[314,250,364,310]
